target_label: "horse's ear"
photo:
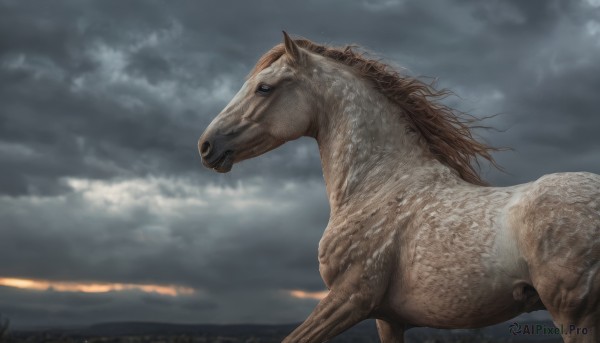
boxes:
[282,31,306,66]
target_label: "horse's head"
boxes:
[198,32,316,173]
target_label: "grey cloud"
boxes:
[0,177,328,292]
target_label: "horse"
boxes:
[198,32,600,343]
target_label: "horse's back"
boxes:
[527,171,600,209]
[513,171,600,258]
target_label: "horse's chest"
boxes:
[318,219,396,288]
[318,230,363,288]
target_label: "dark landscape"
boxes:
[0,319,564,343]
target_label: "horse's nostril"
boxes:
[200,140,211,157]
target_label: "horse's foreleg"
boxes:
[376,319,405,343]
[551,311,599,343]
[532,262,600,342]
[282,288,374,343]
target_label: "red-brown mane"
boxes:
[249,39,503,186]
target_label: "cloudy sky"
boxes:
[1,0,599,329]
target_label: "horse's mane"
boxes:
[249,39,503,186]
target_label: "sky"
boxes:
[1,0,599,329]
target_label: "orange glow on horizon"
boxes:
[0,277,195,296]
[289,289,329,300]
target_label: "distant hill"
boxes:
[80,320,379,341]
[84,321,299,336]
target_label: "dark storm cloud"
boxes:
[0,178,327,290]
[1,0,599,328]
[0,0,340,197]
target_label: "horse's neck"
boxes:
[315,74,451,212]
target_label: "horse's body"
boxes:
[322,171,597,329]
[199,33,600,342]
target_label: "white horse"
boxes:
[199,32,600,342]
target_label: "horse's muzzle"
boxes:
[198,136,234,173]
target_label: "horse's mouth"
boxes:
[204,150,234,173]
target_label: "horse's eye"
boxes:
[256,84,272,95]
